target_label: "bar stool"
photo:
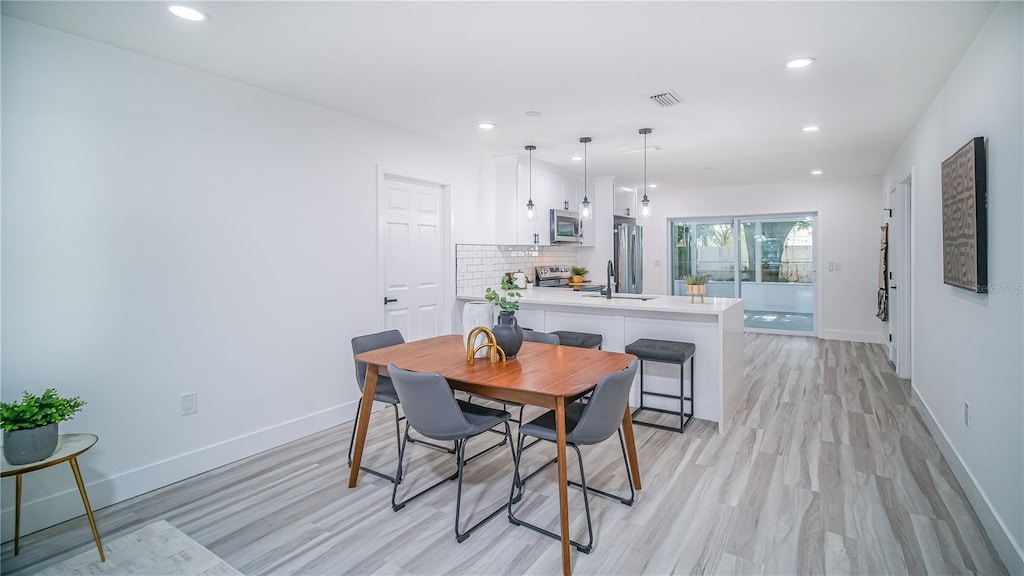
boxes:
[550,331,603,350]
[626,338,695,433]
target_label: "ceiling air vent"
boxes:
[648,90,683,108]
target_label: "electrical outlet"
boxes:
[182,392,198,416]
[964,401,970,428]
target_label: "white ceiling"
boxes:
[2,1,996,191]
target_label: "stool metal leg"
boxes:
[632,356,695,433]
[69,457,105,562]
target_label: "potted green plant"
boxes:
[683,273,712,303]
[570,266,589,286]
[1,389,86,465]
[484,277,524,358]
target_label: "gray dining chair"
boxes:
[507,359,639,554]
[388,364,518,543]
[523,330,560,346]
[349,330,453,484]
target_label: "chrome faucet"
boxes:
[603,260,615,299]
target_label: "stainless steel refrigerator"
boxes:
[614,222,643,293]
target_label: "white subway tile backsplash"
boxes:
[455,243,579,293]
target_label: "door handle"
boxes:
[890,285,897,290]
[384,297,398,305]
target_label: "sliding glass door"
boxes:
[670,213,816,333]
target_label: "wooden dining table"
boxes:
[350,334,641,576]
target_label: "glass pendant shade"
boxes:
[526,198,536,220]
[579,136,592,220]
[638,128,652,219]
[579,197,591,220]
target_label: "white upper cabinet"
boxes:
[493,154,588,246]
[494,155,547,245]
[613,184,637,218]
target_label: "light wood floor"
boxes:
[2,335,1007,574]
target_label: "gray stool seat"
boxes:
[625,339,695,364]
[551,331,603,349]
[626,338,695,434]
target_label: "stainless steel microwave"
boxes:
[550,209,582,243]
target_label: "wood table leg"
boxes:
[555,397,572,576]
[621,406,643,490]
[348,364,379,488]
[68,457,105,562]
[14,474,21,556]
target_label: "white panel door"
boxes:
[380,175,443,341]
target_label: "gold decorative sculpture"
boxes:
[466,326,506,365]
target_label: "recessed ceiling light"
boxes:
[477,122,496,130]
[168,5,208,21]
[786,57,816,69]
[571,155,583,161]
[802,125,820,132]
[811,170,823,175]
[525,111,542,118]
[649,184,657,188]
[621,187,634,192]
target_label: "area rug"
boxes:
[34,520,242,576]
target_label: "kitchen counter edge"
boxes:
[456,287,742,317]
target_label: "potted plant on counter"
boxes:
[683,273,711,303]
[570,266,588,287]
[485,277,524,358]
[1,388,86,465]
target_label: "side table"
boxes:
[1,433,105,561]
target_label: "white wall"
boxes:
[645,176,884,342]
[881,3,1024,571]
[0,17,483,539]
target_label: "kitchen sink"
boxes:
[581,293,659,301]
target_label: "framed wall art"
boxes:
[941,136,987,293]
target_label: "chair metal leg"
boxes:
[454,423,516,543]
[508,440,593,553]
[392,423,458,512]
[347,399,401,484]
[568,429,635,506]
[508,430,635,553]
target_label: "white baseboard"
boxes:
[819,328,883,344]
[911,387,1024,574]
[1,401,356,541]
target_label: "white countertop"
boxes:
[457,287,742,316]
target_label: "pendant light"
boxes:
[525,145,536,220]
[579,137,592,220]
[638,128,653,218]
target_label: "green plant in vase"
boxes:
[1,388,86,464]
[683,273,711,303]
[570,266,588,285]
[484,277,521,312]
[484,277,524,358]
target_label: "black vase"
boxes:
[492,310,524,359]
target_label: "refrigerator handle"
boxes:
[626,228,634,291]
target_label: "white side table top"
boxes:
[1,433,98,476]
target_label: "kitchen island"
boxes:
[456,287,745,433]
